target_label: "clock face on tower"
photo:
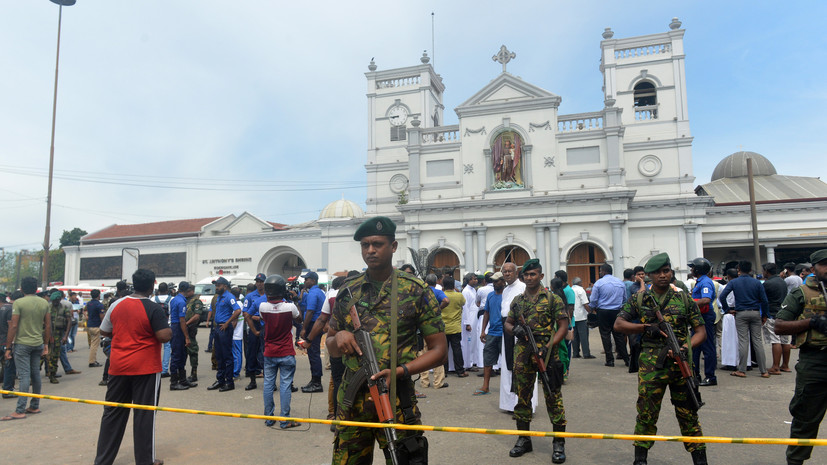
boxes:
[388,105,409,126]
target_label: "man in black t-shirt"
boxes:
[85,289,105,367]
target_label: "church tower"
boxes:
[365,53,445,215]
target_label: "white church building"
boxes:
[63,18,827,288]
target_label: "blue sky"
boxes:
[1,1,825,251]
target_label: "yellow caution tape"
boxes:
[1,389,822,446]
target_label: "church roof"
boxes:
[455,72,561,118]
[319,199,364,220]
[696,175,827,205]
[710,151,777,181]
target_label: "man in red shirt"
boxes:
[94,269,171,465]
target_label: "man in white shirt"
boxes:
[570,277,594,359]
[461,273,480,371]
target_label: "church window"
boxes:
[633,81,657,119]
[390,125,407,141]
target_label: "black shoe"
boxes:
[691,449,708,465]
[207,381,224,391]
[552,439,566,464]
[572,354,581,358]
[634,445,648,465]
[170,382,189,391]
[219,383,235,392]
[160,372,171,378]
[509,437,533,457]
[98,379,108,386]
[436,382,449,389]
[204,349,211,353]
[605,361,615,367]
[2,393,15,399]
[54,373,62,378]
[245,380,258,391]
[301,382,323,393]
[89,362,102,368]
[290,384,298,393]
[623,358,630,367]
[699,378,717,386]
[583,355,596,359]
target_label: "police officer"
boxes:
[168,282,193,391]
[326,216,447,464]
[775,249,827,465]
[614,253,708,465]
[243,273,267,391]
[206,276,243,392]
[181,282,204,383]
[688,258,717,386]
[503,259,569,463]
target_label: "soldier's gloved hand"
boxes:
[810,315,827,335]
[513,325,528,341]
[643,323,665,339]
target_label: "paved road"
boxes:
[0,327,819,464]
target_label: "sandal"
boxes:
[0,414,26,421]
[25,408,41,414]
[760,372,771,378]
[730,371,747,378]
[473,389,490,396]
[281,421,301,429]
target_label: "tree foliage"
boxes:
[59,228,88,248]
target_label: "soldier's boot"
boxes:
[49,374,60,384]
[633,446,648,465]
[552,424,566,464]
[690,449,707,465]
[187,368,198,383]
[180,369,197,388]
[509,420,533,457]
[245,375,257,391]
[169,372,189,391]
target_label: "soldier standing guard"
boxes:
[775,249,827,465]
[45,292,72,384]
[327,216,447,464]
[503,259,569,463]
[614,253,708,465]
[181,282,204,383]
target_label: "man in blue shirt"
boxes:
[689,258,718,386]
[298,271,326,393]
[719,260,769,378]
[168,282,194,391]
[590,264,629,367]
[206,277,243,392]
[476,272,506,395]
[243,273,267,391]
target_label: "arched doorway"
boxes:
[431,248,460,281]
[566,243,606,289]
[493,246,530,272]
[259,246,307,279]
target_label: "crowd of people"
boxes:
[1,224,825,465]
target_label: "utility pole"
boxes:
[747,157,761,269]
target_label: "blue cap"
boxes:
[214,277,230,286]
[302,271,319,281]
[255,273,267,282]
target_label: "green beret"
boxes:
[353,216,397,241]
[50,291,62,301]
[476,274,486,281]
[810,249,827,265]
[644,253,671,273]
[521,258,541,273]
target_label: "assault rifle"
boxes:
[654,307,704,411]
[340,297,400,465]
[517,314,553,395]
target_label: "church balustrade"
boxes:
[634,105,658,121]
[614,43,671,60]
[557,112,603,132]
[375,75,421,89]
[421,125,460,144]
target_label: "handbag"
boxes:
[587,312,598,328]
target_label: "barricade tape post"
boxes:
[1,389,824,447]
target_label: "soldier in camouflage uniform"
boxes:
[615,253,708,465]
[182,283,204,383]
[503,259,570,463]
[327,216,447,465]
[44,292,72,384]
[775,249,827,465]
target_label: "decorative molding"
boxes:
[544,156,556,167]
[464,164,474,174]
[529,121,551,132]
[464,126,487,136]
[623,137,694,151]
[637,154,663,177]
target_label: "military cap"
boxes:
[178,281,192,292]
[521,258,541,273]
[353,216,396,241]
[644,252,671,273]
[50,291,62,301]
[810,249,827,265]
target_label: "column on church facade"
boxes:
[683,224,698,261]
[463,228,474,273]
[610,219,625,276]
[477,228,487,272]
[534,225,547,273]
[548,223,560,273]
[408,229,420,252]
[766,244,776,264]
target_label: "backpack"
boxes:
[154,295,171,317]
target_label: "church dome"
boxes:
[711,151,777,181]
[319,199,365,220]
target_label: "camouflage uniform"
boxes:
[777,275,827,464]
[509,287,567,426]
[618,289,705,452]
[330,270,443,465]
[185,295,204,370]
[45,302,71,379]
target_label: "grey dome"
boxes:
[710,151,777,181]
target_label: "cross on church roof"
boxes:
[492,45,516,73]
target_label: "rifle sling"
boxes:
[389,271,399,414]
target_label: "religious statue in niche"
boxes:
[491,131,524,189]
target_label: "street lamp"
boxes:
[41,0,76,289]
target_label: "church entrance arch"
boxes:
[259,246,307,279]
[493,245,530,272]
[431,248,461,281]
[566,243,606,289]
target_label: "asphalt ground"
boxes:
[0,327,820,465]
